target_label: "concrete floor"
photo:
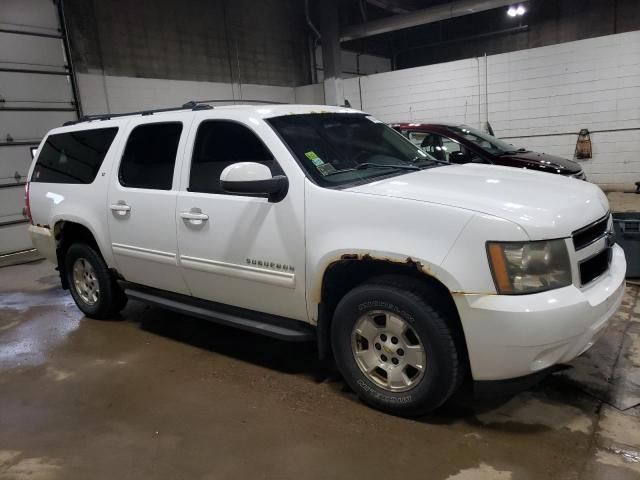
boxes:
[1,261,639,480]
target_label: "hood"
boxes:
[348,164,608,240]
[496,151,582,175]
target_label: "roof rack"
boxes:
[62,101,213,126]
[190,98,287,105]
[62,98,290,127]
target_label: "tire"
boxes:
[331,278,460,417]
[64,243,127,319]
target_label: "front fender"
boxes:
[304,182,476,321]
[440,213,529,295]
[309,249,461,308]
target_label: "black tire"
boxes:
[331,278,460,417]
[64,243,127,319]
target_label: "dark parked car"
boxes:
[391,123,586,180]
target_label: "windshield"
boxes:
[444,125,524,155]
[267,113,442,187]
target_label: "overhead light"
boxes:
[507,5,526,16]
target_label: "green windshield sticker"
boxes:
[305,151,325,166]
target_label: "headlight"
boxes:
[486,239,572,294]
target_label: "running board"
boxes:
[123,285,315,342]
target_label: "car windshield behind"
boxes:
[267,113,441,187]
[444,125,525,155]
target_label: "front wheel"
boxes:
[331,280,460,417]
[65,243,127,319]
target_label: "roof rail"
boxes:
[61,98,290,127]
[62,101,213,126]
[189,98,287,105]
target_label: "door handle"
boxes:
[180,210,209,223]
[110,203,131,215]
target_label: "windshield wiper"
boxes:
[411,155,449,165]
[503,148,529,155]
[325,162,420,177]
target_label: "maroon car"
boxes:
[391,123,586,180]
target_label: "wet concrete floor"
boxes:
[1,260,639,480]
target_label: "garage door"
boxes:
[0,0,79,255]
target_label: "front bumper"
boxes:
[454,244,626,381]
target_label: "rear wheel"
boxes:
[65,243,127,319]
[331,279,460,417]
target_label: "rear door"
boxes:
[107,115,191,294]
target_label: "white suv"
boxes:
[26,103,626,416]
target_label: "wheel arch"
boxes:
[315,255,470,378]
[53,219,110,289]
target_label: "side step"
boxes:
[123,285,315,342]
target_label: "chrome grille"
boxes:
[572,213,612,286]
[579,249,612,285]
[572,214,610,251]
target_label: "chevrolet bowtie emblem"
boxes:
[606,231,616,248]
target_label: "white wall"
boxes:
[294,83,325,104]
[78,72,334,117]
[343,31,640,191]
[77,73,297,115]
[487,32,639,189]
[343,56,487,125]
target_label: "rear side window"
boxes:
[31,127,118,184]
[119,122,183,190]
[189,120,275,194]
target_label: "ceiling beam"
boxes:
[365,0,410,15]
[341,0,518,42]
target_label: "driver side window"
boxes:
[188,121,278,194]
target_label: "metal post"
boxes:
[319,0,344,106]
[55,0,82,118]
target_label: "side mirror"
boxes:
[220,162,288,202]
[448,151,469,164]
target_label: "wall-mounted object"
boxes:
[574,129,592,159]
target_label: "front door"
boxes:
[107,117,190,294]
[176,119,306,320]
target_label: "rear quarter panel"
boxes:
[27,120,130,267]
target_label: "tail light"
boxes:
[24,182,32,224]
